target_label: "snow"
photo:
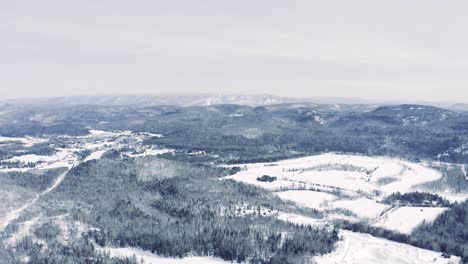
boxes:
[224,153,443,197]
[374,207,448,234]
[126,148,174,157]
[101,247,232,264]
[6,217,39,246]
[276,212,325,227]
[84,150,107,162]
[223,153,449,224]
[0,136,48,147]
[313,230,460,264]
[0,148,77,172]
[228,113,244,117]
[276,190,337,210]
[331,198,390,219]
[441,194,468,203]
[84,129,132,138]
[0,168,71,231]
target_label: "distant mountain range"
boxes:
[3,94,468,112]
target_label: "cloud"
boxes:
[0,0,467,102]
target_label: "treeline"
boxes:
[1,236,140,264]
[339,200,468,263]
[383,192,451,207]
[46,156,338,263]
[0,167,67,191]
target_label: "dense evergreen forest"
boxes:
[8,156,337,263]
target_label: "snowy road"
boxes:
[0,168,70,231]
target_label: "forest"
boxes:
[8,155,338,263]
[1,102,468,263]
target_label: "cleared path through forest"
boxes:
[0,168,71,231]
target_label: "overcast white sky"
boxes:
[1,0,467,102]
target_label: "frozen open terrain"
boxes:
[225,153,444,196]
[0,136,48,147]
[223,153,465,262]
[101,247,231,264]
[374,207,448,234]
[224,153,454,223]
[275,190,337,210]
[313,230,460,264]
[331,197,390,219]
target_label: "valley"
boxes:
[0,100,468,263]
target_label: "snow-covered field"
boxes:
[313,230,460,264]
[83,150,107,162]
[224,153,465,262]
[223,153,453,223]
[101,247,231,264]
[0,136,48,147]
[275,212,326,227]
[125,148,174,157]
[222,153,468,262]
[275,190,337,210]
[225,153,443,196]
[374,207,448,234]
[331,198,390,219]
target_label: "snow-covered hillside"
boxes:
[225,153,444,196]
[223,153,466,262]
[313,230,460,264]
[101,247,231,264]
[374,207,448,234]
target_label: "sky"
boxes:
[1,0,467,103]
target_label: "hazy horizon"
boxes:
[1,1,467,102]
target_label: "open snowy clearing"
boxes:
[374,207,448,234]
[331,197,390,219]
[125,148,174,157]
[0,136,48,147]
[84,150,107,162]
[101,247,231,264]
[275,212,326,227]
[223,153,460,240]
[313,230,460,264]
[275,190,337,210]
[6,147,75,163]
[225,153,443,197]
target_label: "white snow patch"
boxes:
[276,212,325,227]
[313,230,460,264]
[440,194,468,203]
[331,198,390,219]
[126,148,174,157]
[1,148,77,171]
[84,150,107,162]
[0,136,48,147]
[276,190,337,210]
[101,247,232,264]
[374,207,448,234]
[225,153,443,196]
[6,216,40,246]
[84,129,132,138]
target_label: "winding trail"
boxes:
[0,166,72,231]
[462,164,467,179]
